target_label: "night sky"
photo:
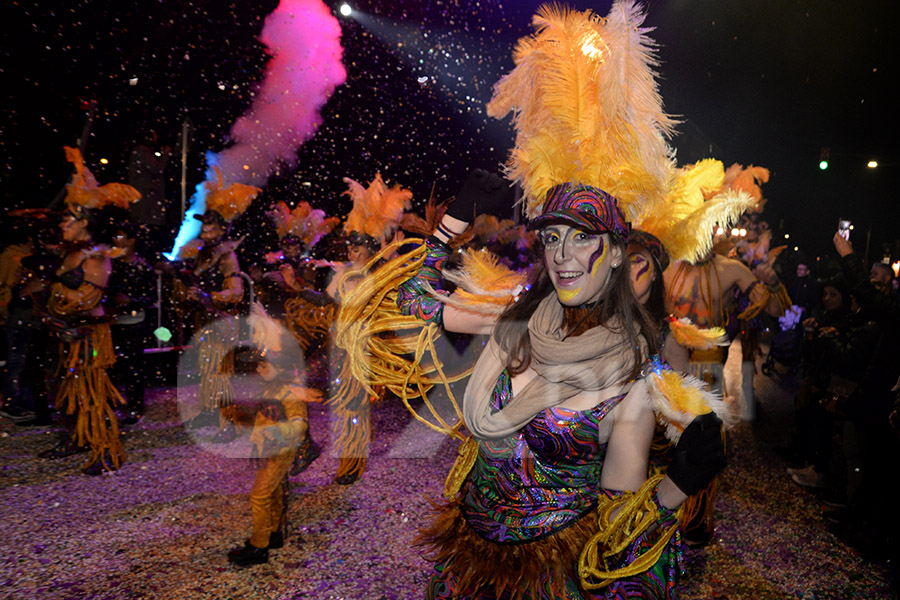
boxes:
[2,0,898,265]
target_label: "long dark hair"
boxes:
[493,239,659,380]
[643,264,668,324]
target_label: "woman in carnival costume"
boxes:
[338,3,731,596]
[262,200,340,474]
[38,146,141,474]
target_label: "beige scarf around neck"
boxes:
[463,293,645,440]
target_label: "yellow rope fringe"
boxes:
[47,282,103,316]
[197,332,235,410]
[54,324,126,470]
[284,297,335,351]
[579,474,683,590]
[333,238,474,445]
[443,435,479,499]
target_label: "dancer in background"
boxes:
[643,161,790,547]
[106,214,157,425]
[173,166,259,441]
[227,303,322,566]
[327,173,410,485]
[38,147,141,474]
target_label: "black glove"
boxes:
[446,169,514,222]
[667,412,726,496]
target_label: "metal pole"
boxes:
[181,119,189,222]
[157,272,164,348]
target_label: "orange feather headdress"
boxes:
[201,165,261,223]
[342,173,412,244]
[63,146,141,214]
[267,200,339,248]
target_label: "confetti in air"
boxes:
[165,0,346,260]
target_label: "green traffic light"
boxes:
[819,160,829,170]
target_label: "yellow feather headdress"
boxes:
[636,159,758,265]
[267,200,339,247]
[63,146,141,212]
[204,165,261,223]
[342,173,412,243]
[487,1,676,223]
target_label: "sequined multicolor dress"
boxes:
[422,371,682,600]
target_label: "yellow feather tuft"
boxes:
[204,165,261,222]
[723,164,769,212]
[638,159,756,264]
[666,316,728,350]
[487,1,675,222]
[268,200,339,247]
[645,369,733,441]
[655,370,712,417]
[342,173,412,242]
[437,248,528,315]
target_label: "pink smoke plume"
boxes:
[167,0,345,259]
[214,0,346,185]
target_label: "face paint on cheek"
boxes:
[588,237,608,277]
[634,260,650,284]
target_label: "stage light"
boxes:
[731,228,739,237]
[819,160,829,170]
[339,3,351,17]
[784,233,790,239]
[867,160,878,168]
[154,327,172,343]
[739,228,747,237]
[99,158,109,165]
[794,246,799,251]
[715,226,724,236]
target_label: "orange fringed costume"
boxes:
[47,274,126,470]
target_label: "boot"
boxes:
[38,439,88,459]
[268,530,284,549]
[289,440,321,476]
[82,451,116,476]
[227,540,268,566]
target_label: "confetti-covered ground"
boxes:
[1,344,896,600]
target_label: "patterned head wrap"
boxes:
[527,184,630,244]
